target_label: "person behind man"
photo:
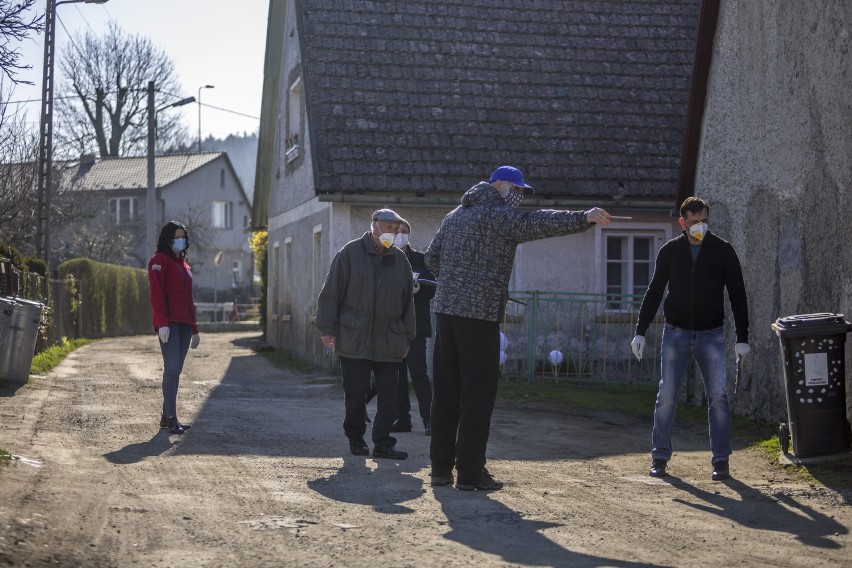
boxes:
[630,196,749,481]
[425,165,612,491]
[316,208,416,460]
[389,219,436,436]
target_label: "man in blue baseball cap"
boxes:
[425,165,612,491]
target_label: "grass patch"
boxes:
[258,349,322,375]
[0,449,9,467]
[30,338,93,375]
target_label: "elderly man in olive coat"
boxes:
[316,208,416,460]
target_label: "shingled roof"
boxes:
[296,0,700,199]
[59,152,223,191]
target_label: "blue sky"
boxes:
[7,0,270,140]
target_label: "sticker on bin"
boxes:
[804,353,829,386]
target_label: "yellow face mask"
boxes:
[688,222,708,241]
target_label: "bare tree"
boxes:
[0,106,39,254]
[0,1,43,85]
[54,22,191,159]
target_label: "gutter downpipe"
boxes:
[675,0,721,210]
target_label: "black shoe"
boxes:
[424,420,431,437]
[349,438,369,456]
[390,421,412,433]
[161,415,190,431]
[649,459,668,478]
[373,445,408,460]
[456,470,503,491]
[712,460,730,481]
[430,472,453,487]
[166,416,185,435]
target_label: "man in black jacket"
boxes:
[631,197,750,481]
[390,219,436,436]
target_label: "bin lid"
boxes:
[771,313,851,338]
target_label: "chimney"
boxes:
[76,154,96,178]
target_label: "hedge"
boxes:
[58,258,152,339]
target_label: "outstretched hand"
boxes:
[585,208,612,225]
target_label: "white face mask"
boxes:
[688,222,708,241]
[394,233,410,248]
[379,232,396,248]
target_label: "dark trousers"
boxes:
[158,322,192,418]
[430,314,500,486]
[396,337,432,426]
[340,356,399,448]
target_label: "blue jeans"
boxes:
[652,324,731,463]
[158,323,193,418]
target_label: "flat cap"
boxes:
[372,208,403,222]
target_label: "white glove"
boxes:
[191,333,200,349]
[631,335,645,360]
[158,327,170,344]
[735,343,750,359]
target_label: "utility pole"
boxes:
[35,0,111,267]
[34,0,58,264]
[146,81,156,258]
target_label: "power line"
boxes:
[200,102,259,121]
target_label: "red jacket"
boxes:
[148,251,198,334]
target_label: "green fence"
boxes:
[500,291,664,384]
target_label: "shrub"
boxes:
[58,258,152,338]
[250,230,268,336]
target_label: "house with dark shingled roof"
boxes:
[253,0,701,362]
[50,152,254,301]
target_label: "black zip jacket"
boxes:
[404,246,436,339]
[635,231,749,343]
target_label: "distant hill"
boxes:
[199,132,258,203]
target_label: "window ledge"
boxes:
[285,144,300,163]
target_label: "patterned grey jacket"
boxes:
[425,181,590,322]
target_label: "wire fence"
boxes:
[500,291,664,384]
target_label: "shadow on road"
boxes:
[433,489,664,568]
[669,477,847,548]
[307,457,424,514]
[103,430,176,464]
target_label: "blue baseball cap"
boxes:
[488,166,535,193]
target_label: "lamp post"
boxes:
[35,0,110,266]
[197,84,214,152]
[146,81,195,257]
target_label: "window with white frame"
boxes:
[108,197,138,224]
[212,200,233,229]
[605,233,658,310]
[285,77,302,162]
[283,238,292,316]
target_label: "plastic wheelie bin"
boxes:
[771,313,852,458]
[0,299,44,386]
[0,297,16,382]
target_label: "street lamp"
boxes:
[146,81,195,257]
[35,0,110,266]
[197,84,214,152]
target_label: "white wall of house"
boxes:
[163,155,253,300]
[697,1,852,421]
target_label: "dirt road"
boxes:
[1,332,850,567]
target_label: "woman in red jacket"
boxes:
[148,220,200,435]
